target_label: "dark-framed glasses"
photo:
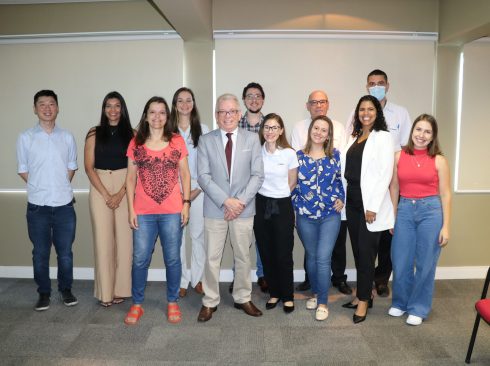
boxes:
[263,125,280,132]
[308,99,328,106]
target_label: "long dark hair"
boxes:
[404,114,442,157]
[135,96,173,146]
[169,87,203,147]
[351,95,388,137]
[86,91,133,148]
[259,113,292,149]
[304,115,334,158]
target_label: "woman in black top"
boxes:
[84,91,134,307]
[341,95,394,324]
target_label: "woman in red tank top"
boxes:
[388,114,451,326]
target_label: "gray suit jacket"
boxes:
[197,128,264,219]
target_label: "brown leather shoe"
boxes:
[194,282,204,295]
[257,277,269,293]
[179,288,187,298]
[234,301,263,317]
[197,305,217,322]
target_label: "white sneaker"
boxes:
[406,315,423,326]
[306,297,317,310]
[315,306,329,321]
[388,307,406,317]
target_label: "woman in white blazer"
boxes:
[340,95,394,324]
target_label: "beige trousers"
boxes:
[89,169,132,302]
[202,217,254,307]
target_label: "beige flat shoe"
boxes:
[306,297,317,310]
[316,306,329,321]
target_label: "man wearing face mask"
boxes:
[346,69,411,297]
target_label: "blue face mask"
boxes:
[368,86,386,101]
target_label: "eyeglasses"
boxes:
[217,110,239,117]
[308,99,328,106]
[245,94,263,101]
[367,81,387,87]
[263,125,280,132]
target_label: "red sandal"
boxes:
[124,305,144,325]
[167,303,182,324]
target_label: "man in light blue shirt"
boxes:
[16,90,78,311]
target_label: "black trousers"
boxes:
[331,221,348,284]
[303,220,347,284]
[253,194,294,302]
[374,230,392,285]
[346,204,381,302]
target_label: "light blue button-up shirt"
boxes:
[16,123,78,206]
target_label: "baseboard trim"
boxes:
[0,266,487,281]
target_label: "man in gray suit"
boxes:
[197,93,264,322]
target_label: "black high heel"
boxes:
[342,297,373,309]
[353,311,367,324]
[283,304,295,313]
[283,301,295,313]
[353,299,371,324]
[265,298,279,310]
[342,301,357,309]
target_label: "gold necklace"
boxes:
[411,154,428,168]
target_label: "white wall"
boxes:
[215,37,435,134]
[457,39,490,192]
[1,37,183,190]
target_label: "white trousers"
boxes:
[180,180,206,288]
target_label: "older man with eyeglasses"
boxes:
[290,90,352,296]
[225,82,270,295]
[197,93,264,322]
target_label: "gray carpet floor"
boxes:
[0,278,489,365]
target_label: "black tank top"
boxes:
[345,138,367,186]
[345,138,367,207]
[94,126,128,170]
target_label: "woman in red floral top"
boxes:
[124,96,191,325]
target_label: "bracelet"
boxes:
[183,199,191,207]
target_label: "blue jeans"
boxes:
[256,244,264,278]
[296,213,340,305]
[132,213,182,304]
[26,201,76,295]
[391,196,443,319]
